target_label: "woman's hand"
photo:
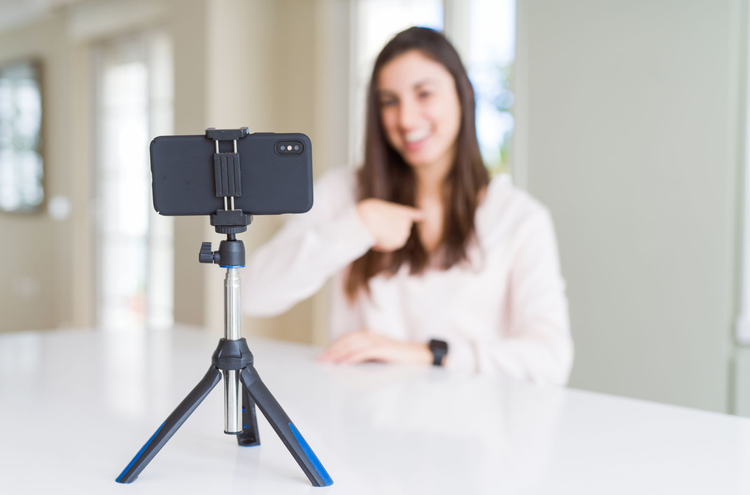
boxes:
[318,329,432,365]
[356,199,424,252]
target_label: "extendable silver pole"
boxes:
[223,268,242,433]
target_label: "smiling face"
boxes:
[377,50,462,173]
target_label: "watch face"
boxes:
[429,339,448,353]
[429,339,448,366]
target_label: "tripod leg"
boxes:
[116,365,222,484]
[237,385,261,446]
[240,366,333,487]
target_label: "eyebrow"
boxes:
[412,78,438,88]
[377,79,438,97]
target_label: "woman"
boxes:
[242,27,573,385]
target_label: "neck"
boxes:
[414,152,454,204]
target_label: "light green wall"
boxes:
[519,0,741,413]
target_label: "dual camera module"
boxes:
[276,141,304,156]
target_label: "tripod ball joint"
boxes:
[199,239,246,267]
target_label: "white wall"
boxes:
[0,0,347,345]
[518,0,742,412]
[0,12,92,333]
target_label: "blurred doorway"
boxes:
[94,31,174,330]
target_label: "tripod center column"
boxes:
[225,268,241,341]
[224,267,243,433]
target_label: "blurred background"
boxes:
[0,0,746,417]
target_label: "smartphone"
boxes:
[150,132,313,216]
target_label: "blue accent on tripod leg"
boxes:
[237,385,260,446]
[240,366,333,487]
[116,422,166,483]
[115,365,222,484]
[289,423,333,486]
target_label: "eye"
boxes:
[379,98,397,108]
[418,91,431,99]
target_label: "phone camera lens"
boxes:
[276,141,303,156]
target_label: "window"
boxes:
[0,60,43,212]
[468,0,515,174]
[94,31,174,330]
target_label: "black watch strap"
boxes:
[428,339,449,366]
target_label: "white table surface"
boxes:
[1,326,749,494]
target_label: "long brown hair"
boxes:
[346,27,488,299]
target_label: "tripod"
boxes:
[115,130,332,487]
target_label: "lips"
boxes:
[403,128,432,151]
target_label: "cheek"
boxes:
[380,109,401,144]
[445,98,462,139]
[432,97,462,143]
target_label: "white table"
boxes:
[1,327,749,494]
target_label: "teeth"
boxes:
[405,128,431,143]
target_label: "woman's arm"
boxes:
[317,208,573,386]
[242,169,376,317]
[446,208,574,386]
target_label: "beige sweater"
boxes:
[243,167,573,385]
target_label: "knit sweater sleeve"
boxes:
[242,168,376,317]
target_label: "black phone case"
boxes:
[150,133,313,216]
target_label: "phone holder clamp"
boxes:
[207,127,249,213]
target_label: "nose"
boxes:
[397,98,420,131]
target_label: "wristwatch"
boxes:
[428,339,449,366]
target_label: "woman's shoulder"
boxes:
[478,174,554,236]
[484,174,550,215]
[316,165,358,191]
[313,165,359,208]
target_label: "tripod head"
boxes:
[199,237,244,268]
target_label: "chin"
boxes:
[391,139,448,169]
[403,153,441,169]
